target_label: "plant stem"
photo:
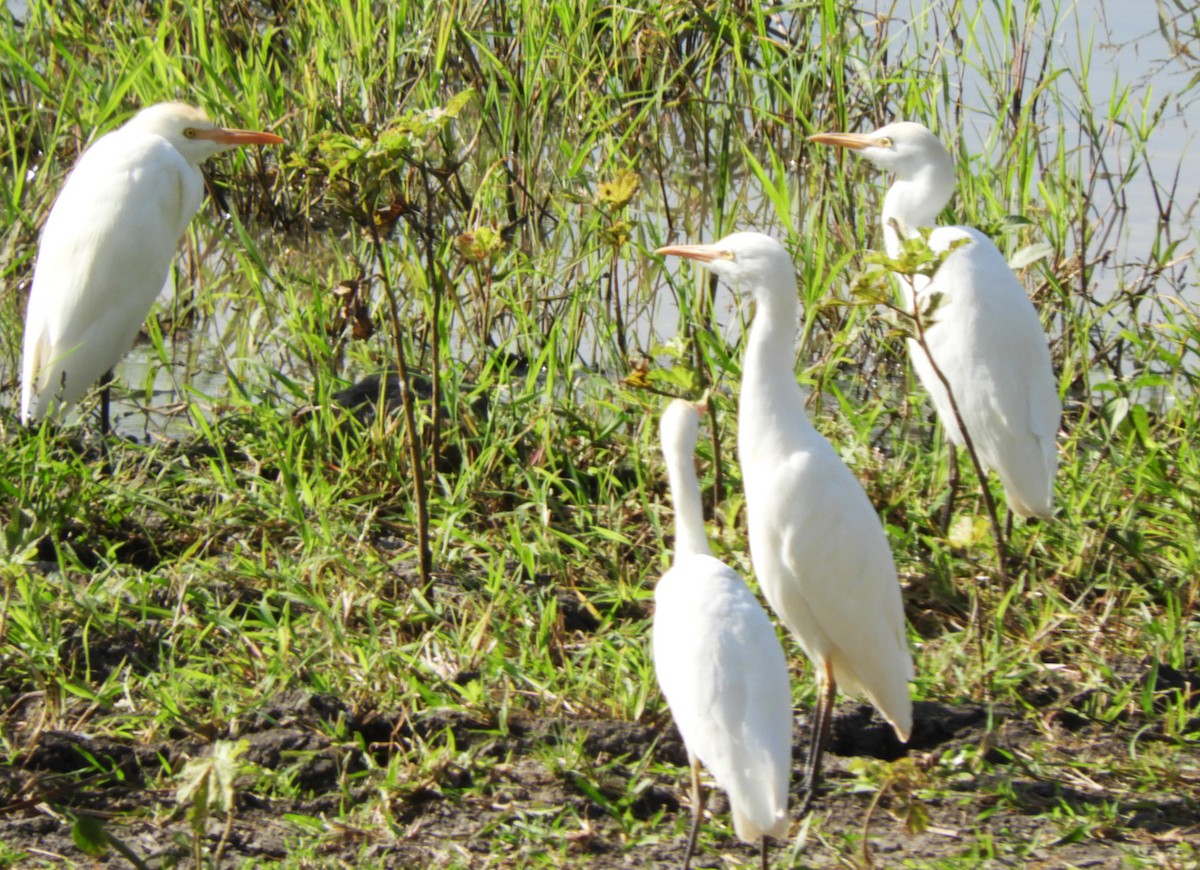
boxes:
[369,227,433,587]
[908,303,1010,587]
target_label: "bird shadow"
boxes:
[818,699,988,763]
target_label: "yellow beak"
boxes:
[654,243,729,262]
[806,131,876,150]
[195,126,285,147]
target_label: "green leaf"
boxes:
[948,515,989,548]
[599,217,634,247]
[456,226,505,263]
[71,816,108,858]
[596,170,639,210]
[1129,403,1158,449]
[905,799,931,835]
[211,739,249,812]
[849,270,895,306]
[443,88,476,118]
[1009,242,1054,270]
[998,214,1034,229]
[1101,396,1130,432]
[375,127,417,155]
[919,290,947,326]
[175,738,251,833]
[175,755,211,809]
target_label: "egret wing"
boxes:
[764,445,914,740]
[22,129,203,418]
[653,555,792,840]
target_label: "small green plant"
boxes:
[174,739,253,868]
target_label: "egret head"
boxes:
[656,232,797,303]
[659,397,704,460]
[808,121,953,181]
[809,122,957,230]
[125,102,284,165]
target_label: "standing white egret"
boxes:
[652,398,791,869]
[657,234,913,813]
[20,102,284,431]
[808,122,1061,522]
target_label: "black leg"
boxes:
[798,660,836,816]
[683,757,705,870]
[99,369,114,435]
[939,445,960,535]
[760,835,769,870]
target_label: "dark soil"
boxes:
[3,658,1198,868]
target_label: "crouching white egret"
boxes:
[20,102,284,431]
[657,234,913,814]
[808,122,1061,523]
[653,398,791,869]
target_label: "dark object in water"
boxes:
[330,372,431,426]
[314,370,492,428]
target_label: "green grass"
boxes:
[1,0,1199,867]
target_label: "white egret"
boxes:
[652,398,791,869]
[808,122,1061,522]
[657,234,913,813]
[20,102,284,431]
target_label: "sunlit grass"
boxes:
[1,0,1198,866]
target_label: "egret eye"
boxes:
[183,128,197,139]
[721,250,736,261]
[878,136,894,148]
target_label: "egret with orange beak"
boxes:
[808,122,1060,524]
[20,102,284,430]
[656,232,913,813]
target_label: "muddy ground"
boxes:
[3,657,1198,868]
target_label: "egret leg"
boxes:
[682,756,706,870]
[1004,508,1014,540]
[760,835,770,870]
[939,445,960,535]
[798,659,836,816]
[99,369,114,435]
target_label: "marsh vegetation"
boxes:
[1,0,1198,867]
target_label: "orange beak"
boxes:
[654,243,730,263]
[195,126,285,147]
[806,131,876,151]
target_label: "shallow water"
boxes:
[1082,3,1199,260]
[890,0,1198,292]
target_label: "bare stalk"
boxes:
[900,292,1002,701]
[213,809,236,869]
[368,225,432,587]
[420,164,443,468]
[689,320,723,511]
[907,307,1010,587]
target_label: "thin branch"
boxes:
[368,224,432,587]
[907,300,1011,586]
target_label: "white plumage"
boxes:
[652,398,791,866]
[657,234,913,813]
[20,102,282,427]
[809,122,1061,518]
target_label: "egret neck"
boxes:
[737,270,812,473]
[663,411,712,562]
